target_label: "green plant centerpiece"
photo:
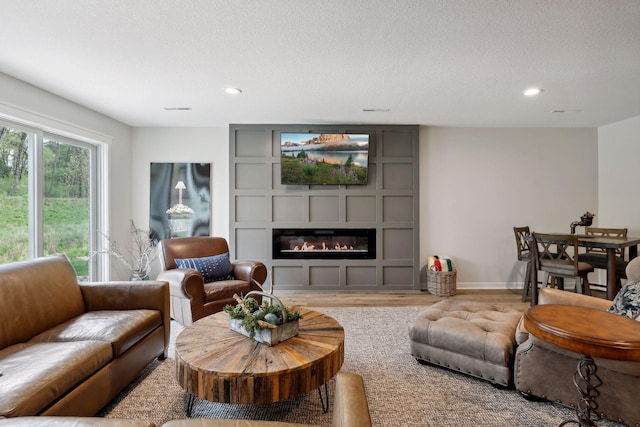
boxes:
[224,291,302,346]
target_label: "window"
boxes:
[0,125,30,261]
[0,120,100,280]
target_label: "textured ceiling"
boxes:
[1,0,639,128]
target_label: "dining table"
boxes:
[530,234,640,305]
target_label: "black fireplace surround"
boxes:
[273,228,376,260]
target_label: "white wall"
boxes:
[598,115,640,235]
[420,126,598,290]
[130,126,230,242]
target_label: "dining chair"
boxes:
[531,232,595,295]
[577,227,628,293]
[513,226,534,302]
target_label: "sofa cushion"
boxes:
[175,253,234,283]
[608,281,640,320]
[0,255,85,349]
[203,280,252,303]
[29,310,162,357]
[0,341,112,417]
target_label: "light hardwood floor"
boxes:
[277,289,532,312]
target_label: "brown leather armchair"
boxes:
[157,236,267,326]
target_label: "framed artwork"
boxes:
[149,162,211,243]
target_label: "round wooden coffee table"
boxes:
[524,304,640,426]
[175,307,344,415]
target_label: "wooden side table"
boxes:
[524,304,640,426]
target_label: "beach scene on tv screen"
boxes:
[280,133,369,185]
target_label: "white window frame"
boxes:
[0,116,109,280]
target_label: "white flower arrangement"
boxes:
[166,203,195,218]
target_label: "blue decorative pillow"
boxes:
[175,253,234,283]
[608,281,640,320]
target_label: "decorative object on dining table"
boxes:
[225,291,302,346]
[570,211,595,234]
[93,220,157,280]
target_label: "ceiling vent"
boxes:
[552,109,581,113]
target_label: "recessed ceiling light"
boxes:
[225,87,242,95]
[523,88,543,96]
[163,107,192,111]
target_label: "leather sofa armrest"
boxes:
[626,256,640,282]
[156,269,204,300]
[79,281,170,352]
[0,417,156,426]
[515,317,530,345]
[156,269,206,325]
[80,281,168,312]
[538,288,612,311]
[333,372,372,427]
[518,288,612,344]
[232,261,267,286]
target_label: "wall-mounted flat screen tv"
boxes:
[280,133,369,185]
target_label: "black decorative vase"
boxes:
[580,215,594,227]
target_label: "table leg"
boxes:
[531,262,538,305]
[318,382,330,413]
[184,393,196,417]
[606,248,617,300]
[559,355,602,427]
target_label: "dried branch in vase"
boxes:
[92,220,157,276]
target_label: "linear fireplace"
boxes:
[273,228,376,260]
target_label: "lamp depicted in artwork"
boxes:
[175,181,186,204]
[166,181,195,238]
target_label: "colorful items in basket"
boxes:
[427,255,456,272]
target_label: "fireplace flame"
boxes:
[293,241,354,251]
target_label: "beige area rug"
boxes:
[99,306,621,427]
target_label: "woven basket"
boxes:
[426,270,457,296]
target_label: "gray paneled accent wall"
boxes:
[229,124,419,290]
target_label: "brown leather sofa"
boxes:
[0,254,170,418]
[0,373,372,427]
[514,256,640,426]
[157,237,267,326]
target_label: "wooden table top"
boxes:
[524,304,640,361]
[575,234,640,250]
[525,233,640,249]
[175,307,345,404]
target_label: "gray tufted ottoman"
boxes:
[408,299,523,387]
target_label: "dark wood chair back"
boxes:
[532,232,581,277]
[584,227,628,259]
[513,226,532,261]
